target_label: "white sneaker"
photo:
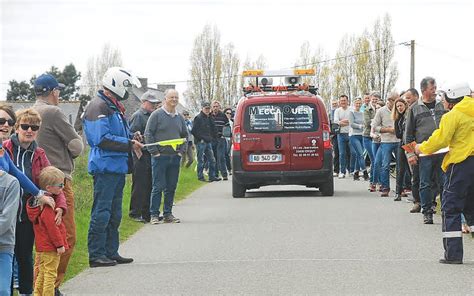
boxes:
[333,172,338,177]
[150,216,161,225]
[338,173,345,179]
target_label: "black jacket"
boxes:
[394,113,406,143]
[192,111,216,144]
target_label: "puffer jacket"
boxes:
[419,96,474,172]
[83,90,132,174]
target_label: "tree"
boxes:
[220,43,240,107]
[371,14,398,100]
[57,64,81,100]
[187,24,222,109]
[354,31,374,96]
[6,80,34,101]
[82,43,123,97]
[333,34,357,100]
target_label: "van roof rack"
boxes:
[242,69,318,96]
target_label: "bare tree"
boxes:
[220,43,240,107]
[187,24,222,108]
[82,43,123,97]
[371,14,398,100]
[333,34,357,100]
[354,31,374,96]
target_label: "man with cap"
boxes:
[415,83,474,264]
[191,101,219,182]
[128,91,161,223]
[32,73,84,294]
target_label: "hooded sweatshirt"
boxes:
[0,171,20,253]
[419,96,474,172]
[27,194,68,252]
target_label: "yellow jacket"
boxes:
[419,96,474,172]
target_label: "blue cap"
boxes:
[34,74,65,95]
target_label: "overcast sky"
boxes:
[1,0,473,103]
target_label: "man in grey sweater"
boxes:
[32,73,84,292]
[334,95,352,178]
[145,89,188,225]
[372,92,400,197]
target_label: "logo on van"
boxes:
[249,105,281,115]
[283,105,313,115]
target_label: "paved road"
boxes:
[63,177,474,295]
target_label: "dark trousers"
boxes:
[225,138,232,172]
[129,152,152,221]
[441,156,474,261]
[396,144,412,195]
[331,135,339,174]
[411,163,421,203]
[419,154,444,213]
[14,220,34,294]
[212,137,228,178]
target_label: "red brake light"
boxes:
[233,126,241,151]
[323,123,331,149]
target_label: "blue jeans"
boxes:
[196,142,216,180]
[212,138,228,178]
[380,142,399,190]
[419,154,444,213]
[350,135,366,172]
[371,142,381,184]
[363,136,374,164]
[88,173,125,261]
[0,252,13,296]
[150,155,181,217]
[337,133,350,174]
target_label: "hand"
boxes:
[133,131,144,143]
[57,246,65,255]
[38,195,55,209]
[415,144,422,155]
[386,127,395,134]
[55,208,63,225]
[408,155,418,165]
[131,140,144,149]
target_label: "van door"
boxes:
[287,100,324,170]
[241,97,291,172]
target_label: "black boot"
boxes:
[353,171,360,181]
[363,170,369,181]
[423,212,433,224]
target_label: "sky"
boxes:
[1,0,473,104]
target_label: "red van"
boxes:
[232,73,334,197]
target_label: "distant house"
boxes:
[9,101,81,126]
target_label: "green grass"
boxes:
[64,150,205,282]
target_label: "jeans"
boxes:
[0,252,13,296]
[396,143,412,195]
[129,152,152,221]
[212,137,228,178]
[363,136,374,165]
[196,142,216,180]
[337,133,350,174]
[349,135,366,172]
[380,142,399,190]
[181,142,194,167]
[419,154,444,213]
[88,173,125,261]
[225,138,232,172]
[150,155,181,217]
[371,142,381,184]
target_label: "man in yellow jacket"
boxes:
[415,83,474,264]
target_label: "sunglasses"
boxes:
[20,124,40,131]
[0,118,15,127]
[51,183,64,188]
[225,112,232,115]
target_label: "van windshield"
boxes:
[244,103,318,133]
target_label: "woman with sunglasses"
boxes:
[3,108,66,296]
[0,104,16,141]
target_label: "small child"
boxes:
[0,170,20,295]
[27,166,68,296]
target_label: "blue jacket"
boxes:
[83,91,132,174]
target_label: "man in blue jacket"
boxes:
[83,67,143,268]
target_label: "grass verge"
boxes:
[64,151,204,282]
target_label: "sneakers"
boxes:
[439,258,462,264]
[130,216,146,223]
[150,216,162,225]
[333,172,338,177]
[423,212,433,224]
[410,203,421,213]
[362,170,369,181]
[353,171,360,181]
[163,214,181,223]
[368,183,376,192]
[380,190,390,197]
[223,176,228,181]
[393,194,402,201]
[209,177,222,182]
[338,173,345,179]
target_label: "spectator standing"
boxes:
[334,95,351,178]
[223,108,233,174]
[329,99,340,176]
[393,98,411,201]
[181,111,195,168]
[192,102,218,182]
[210,101,230,180]
[360,92,371,112]
[27,166,68,296]
[349,98,368,181]
[32,73,83,291]
[405,77,446,224]
[145,89,188,225]
[83,67,142,267]
[363,93,381,189]
[373,93,400,197]
[128,91,160,223]
[369,101,385,192]
[0,105,16,141]
[415,83,473,264]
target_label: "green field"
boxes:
[64,150,205,281]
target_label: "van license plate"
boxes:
[249,154,282,163]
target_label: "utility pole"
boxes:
[410,40,415,88]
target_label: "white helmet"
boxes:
[102,67,141,100]
[443,82,471,104]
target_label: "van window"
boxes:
[244,103,318,133]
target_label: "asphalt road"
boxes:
[62,177,474,295]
